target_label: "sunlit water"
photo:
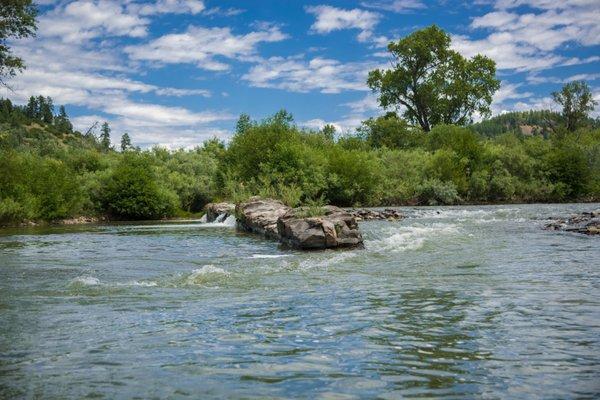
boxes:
[1,204,599,399]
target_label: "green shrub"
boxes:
[416,179,461,205]
[326,147,383,206]
[99,154,178,220]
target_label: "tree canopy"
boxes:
[0,0,37,86]
[552,81,597,132]
[367,25,500,132]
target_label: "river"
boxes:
[1,204,599,399]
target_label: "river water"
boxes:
[1,204,599,399]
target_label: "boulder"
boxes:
[277,205,364,250]
[236,197,291,239]
[545,210,600,236]
[204,202,235,222]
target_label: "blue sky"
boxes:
[4,0,599,148]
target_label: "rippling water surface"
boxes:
[1,204,599,399]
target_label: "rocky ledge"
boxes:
[278,206,363,250]
[545,210,600,235]
[236,197,291,240]
[349,208,403,221]
[233,198,364,250]
[204,202,236,222]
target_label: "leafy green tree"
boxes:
[266,109,294,127]
[326,147,382,206]
[367,25,500,132]
[235,113,252,134]
[201,137,226,159]
[100,122,111,151]
[545,141,591,199]
[120,133,131,151]
[0,0,37,86]
[321,124,336,141]
[358,113,422,149]
[552,81,597,132]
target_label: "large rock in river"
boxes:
[204,202,235,222]
[277,206,364,250]
[236,197,291,239]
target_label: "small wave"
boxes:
[250,254,290,259]
[412,209,493,219]
[298,251,360,270]
[367,223,460,253]
[70,276,159,288]
[125,280,158,287]
[70,276,101,286]
[185,265,230,286]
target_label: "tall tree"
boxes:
[367,25,500,132]
[25,95,36,119]
[100,122,111,151]
[120,133,131,151]
[235,113,252,134]
[0,0,37,86]
[55,105,72,132]
[552,81,597,132]
[35,95,44,119]
[40,96,53,124]
[322,124,336,141]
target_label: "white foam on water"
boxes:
[199,214,208,223]
[215,213,227,223]
[125,280,158,287]
[298,250,360,270]
[70,276,159,288]
[410,207,521,221]
[70,276,101,286]
[251,254,290,259]
[196,214,237,228]
[367,223,460,253]
[185,265,231,285]
[222,215,237,227]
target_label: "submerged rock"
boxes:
[204,202,235,222]
[545,210,600,235]
[349,208,403,221]
[278,206,364,250]
[236,197,291,239]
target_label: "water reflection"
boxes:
[361,289,487,398]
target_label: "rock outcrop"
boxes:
[204,202,235,222]
[349,208,403,221]
[545,210,600,235]
[278,206,364,250]
[236,197,291,239]
[235,198,364,249]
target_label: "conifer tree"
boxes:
[55,105,72,133]
[41,96,54,123]
[100,122,111,151]
[120,133,131,151]
[25,96,37,119]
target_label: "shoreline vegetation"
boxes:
[1,24,599,228]
[1,102,599,228]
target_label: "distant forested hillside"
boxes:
[471,110,600,137]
